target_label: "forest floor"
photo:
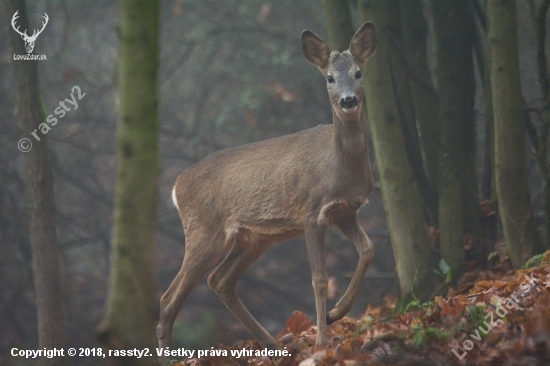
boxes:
[173,250,550,366]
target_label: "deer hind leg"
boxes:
[207,235,279,349]
[327,212,373,324]
[157,232,227,353]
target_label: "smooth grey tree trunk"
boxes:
[96,0,160,364]
[488,0,543,268]
[357,0,438,301]
[321,0,354,52]
[6,0,67,365]
[432,0,478,279]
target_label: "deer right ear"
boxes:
[349,22,377,65]
[301,30,330,69]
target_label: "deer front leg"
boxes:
[304,223,328,345]
[327,213,373,324]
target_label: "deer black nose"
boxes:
[340,96,358,109]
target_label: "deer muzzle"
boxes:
[339,96,358,110]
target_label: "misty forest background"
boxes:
[1,0,550,364]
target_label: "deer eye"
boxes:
[327,75,335,84]
[355,70,362,79]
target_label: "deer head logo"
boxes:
[11,11,49,54]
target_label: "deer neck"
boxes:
[331,105,369,172]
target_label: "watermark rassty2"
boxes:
[18,86,86,153]
[451,272,538,360]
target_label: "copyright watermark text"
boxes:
[11,348,64,358]
[451,272,537,360]
[18,85,85,152]
[10,347,292,360]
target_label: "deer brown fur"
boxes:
[157,22,378,363]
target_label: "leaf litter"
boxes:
[173,251,550,366]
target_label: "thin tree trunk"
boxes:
[6,0,67,364]
[396,0,439,225]
[399,0,440,198]
[358,0,438,301]
[96,0,159,364]
[483,17,496,204]
[481,3,499,259]
[487,0,543,268]
[528,0,550,248]
[432,0,477,279]
[321,0,354,52]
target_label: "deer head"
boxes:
[11,11,49,54]
[301,23,377,120]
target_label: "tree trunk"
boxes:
[399,0,440,198]
[358,0,438,301]
[481,5,499,259]
[321,0,354,52]
[96,0,159,364]
[528,0,550,248]
[6,0,67,365]
[487,0,543,268]
[432,0,477,279]
[398,0,439,225]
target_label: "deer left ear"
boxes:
[349,22,377,65]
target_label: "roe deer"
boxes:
[157,22,377,361]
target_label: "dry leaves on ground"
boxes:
[174,251,550,366]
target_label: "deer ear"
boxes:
[301,30,330,69]
[349,22,377,64]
